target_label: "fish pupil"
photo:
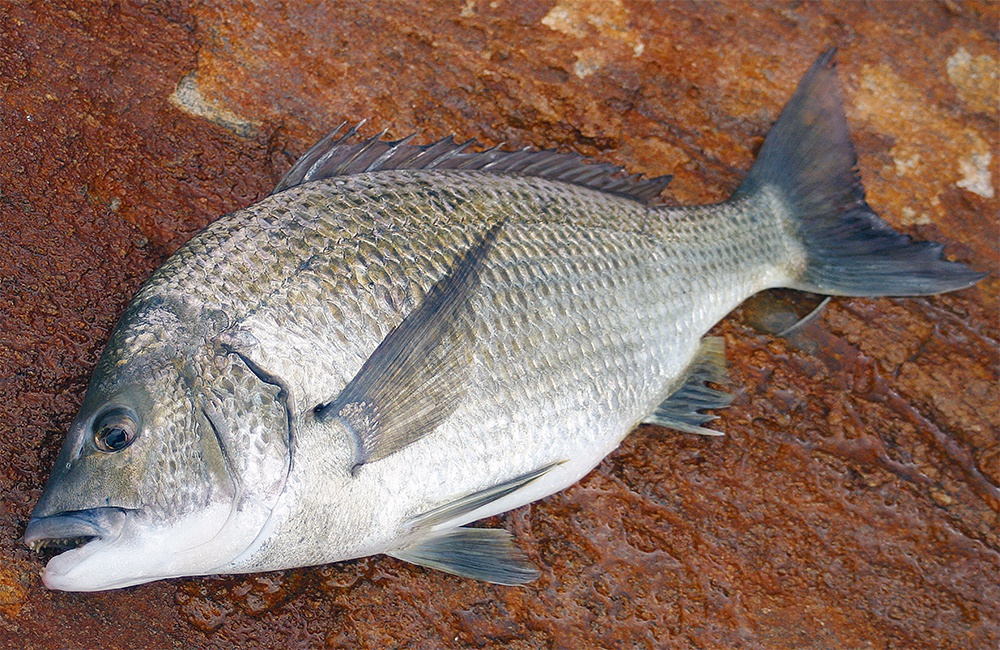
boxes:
[102,427,129,450]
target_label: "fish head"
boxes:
[25,309,290,591]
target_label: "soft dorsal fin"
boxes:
[314,220,503,470]
[642,337,732,436]
[273,122,672,203]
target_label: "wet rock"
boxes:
[1,1,996,649]
[0,559,33,626]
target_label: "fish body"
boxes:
[170,171,780,574]
[25,51,982,591]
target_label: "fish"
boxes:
[24,49,983,591]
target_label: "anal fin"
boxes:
[389,527,540,585]
[642,337,732,436]
[387,462,564,585]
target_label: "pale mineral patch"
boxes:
[169,73,260,138]
[855,64,994,223]
[957,151,994,199]
[542,2,584,37]
[899,206,929,226]
[542,0,646,76]
[946,47,999,115]
[573,48,606,79]
[893,151,922,176]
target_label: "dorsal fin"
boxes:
[273,122,672,203]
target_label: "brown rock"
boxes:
[1,1,996,648]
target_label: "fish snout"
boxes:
[24,507,127,554]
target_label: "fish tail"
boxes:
[736,49,983,296]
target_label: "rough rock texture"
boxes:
[1,1,997,648]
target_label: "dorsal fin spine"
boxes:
[272,125,672,203]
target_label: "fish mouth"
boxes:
[23,501,274,591]
[24,508,127,559]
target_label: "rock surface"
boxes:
[0,1,996,648]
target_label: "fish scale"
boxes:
[220,172,774,418]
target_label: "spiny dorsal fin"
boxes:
[642,337,732,436]
[273,122,672,203]
[314,220,504,470]
[389,527,540,585]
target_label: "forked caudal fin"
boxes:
[736,48,984,297]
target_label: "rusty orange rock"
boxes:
[1,1,996,648]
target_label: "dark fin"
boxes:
[389,528,540,585]
[273,122,672,203]
[642,337,731,436]
[774,296,831,337]
[315,221,503,469]
[740,289,831,337]
[406,462,565,529]
[736,48,984,296]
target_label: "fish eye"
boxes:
[93,409,139,453]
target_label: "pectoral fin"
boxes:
[315,221,504,469]
[389,527,540,585]
[642,337,732,436]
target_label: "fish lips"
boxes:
[24,507,127,587]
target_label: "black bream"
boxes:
[25,51,982,590]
